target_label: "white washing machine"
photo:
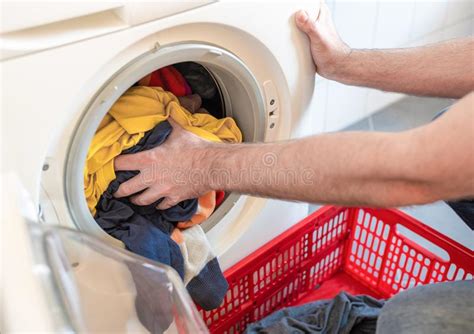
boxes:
[1,1,320,332]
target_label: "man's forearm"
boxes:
[333,38,474,98]
[113,94,474,209]
[203,132,433,207]
[203,94,474,206]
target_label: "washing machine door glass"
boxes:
[29,223,208,333]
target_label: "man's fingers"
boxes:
[130,187,163,206]
[156,197,178,210]
[114,151,149,171]
[295,10,319,37]
[114,174,149,198]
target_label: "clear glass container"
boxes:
[28,223,209,333]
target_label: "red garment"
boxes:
[215,191,225,207]
[139,66,192,96]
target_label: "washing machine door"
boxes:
[2,173,208,333]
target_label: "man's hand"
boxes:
[113,119,212,210]
[295,2,474,97]
[295,3,351,80]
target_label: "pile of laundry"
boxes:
[84,63,239,311]
[245,292,385,334]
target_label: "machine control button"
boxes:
[263,80,279,114]
[269,109,278,118]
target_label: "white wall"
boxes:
[313,0,473,132]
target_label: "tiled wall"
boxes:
[313,0,473,132]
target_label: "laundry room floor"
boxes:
[309,95,474,250]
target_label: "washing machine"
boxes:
[1,1,320,332]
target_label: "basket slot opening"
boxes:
[395,224,450,262]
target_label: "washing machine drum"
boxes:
[58,43,268,246]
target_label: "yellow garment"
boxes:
[85,86,242,215]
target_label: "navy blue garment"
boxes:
[245,292,384,334]
[95,121,198,279]
[187,257,229,310]
[447,199,474,230]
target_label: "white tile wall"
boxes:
[367,88,404,114]
[325,0,337,13]
[321,0,473,131]
[311,79,329,134]
[333,0,378,48]
[374,1,416,48]
[445,0,474,26]
[443,16,474,40]
[325,82,368,131]
[408,13,473,46]
[412,0,448,39]
[408,28,447,47]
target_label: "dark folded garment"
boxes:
[446,199,474,230]
[244,292,384,334]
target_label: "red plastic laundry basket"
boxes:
[200,206,474,333]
